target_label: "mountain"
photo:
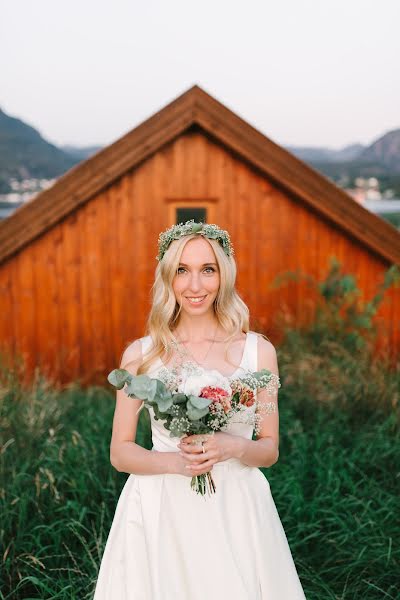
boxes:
[61,145,103,160]
[288,130,400,175]
[286,143,364,163]
[0,105,399,196]
[287,130,400,196]
[0,107,78,192]
[358,129,400,173]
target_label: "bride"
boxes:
[93,220,306,599]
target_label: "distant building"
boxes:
[347,176,386,203]
[0,178,56,219]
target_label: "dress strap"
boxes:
[140,335,153,355]
[242,331,258,372]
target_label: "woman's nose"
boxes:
[188,273,202,292]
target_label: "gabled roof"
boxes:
[0,85,399,265]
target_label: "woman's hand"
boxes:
[176,432,240,476]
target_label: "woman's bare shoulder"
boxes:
[251,332,278,372]
[252,331,277,354]
[119,338,144,371]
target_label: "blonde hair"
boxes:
[137,234,250,375]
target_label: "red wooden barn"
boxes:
[0,86,399,385]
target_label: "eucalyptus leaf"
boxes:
[146,378,159,402]
[172,393,187,404]
[153,404,163,420]
[107,368,132,390]
[125,375,155,400]
[188,395,212,409]
[187,402,210,421]
[154,380,172,402]
[157,396,174,413]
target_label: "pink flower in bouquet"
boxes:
[199,386,232,414]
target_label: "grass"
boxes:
[265,373,400,599]
[1,360,398,599]
[1,258,399,599]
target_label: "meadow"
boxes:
[1,260,399,599]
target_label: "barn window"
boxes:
[176,207,207,224]
[166,199,217,226]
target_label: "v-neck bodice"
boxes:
[154,330,253,379]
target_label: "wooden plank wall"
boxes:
[0,130,398,385]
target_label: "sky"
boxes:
[1,0,399,150]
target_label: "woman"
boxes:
[93,220,306,599]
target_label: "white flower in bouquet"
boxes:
[178,368,232,398]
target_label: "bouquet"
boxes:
[108,362,280,497]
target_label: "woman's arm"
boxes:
[234,335,280,468]
[109,340,179,475]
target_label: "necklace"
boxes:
[173,324,219,367]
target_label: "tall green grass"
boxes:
[1,258,399,599]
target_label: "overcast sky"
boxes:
[1,0,399,149]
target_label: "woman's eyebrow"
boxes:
[178,262,218,267]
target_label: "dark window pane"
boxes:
[176,207,207,224]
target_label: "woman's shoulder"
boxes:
[119,336,149,370]
[120,335,156,367]
[249,330,277,353]
[249,332,278,372]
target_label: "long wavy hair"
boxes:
[136,234,250,375]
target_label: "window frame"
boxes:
[165,198,218,226]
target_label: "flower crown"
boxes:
[156,220,234,261]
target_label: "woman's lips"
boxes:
[185,295,207,306]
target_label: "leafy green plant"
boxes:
[271,257,400,420]
[273,256,400,353]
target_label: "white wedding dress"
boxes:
[93,331,306,599]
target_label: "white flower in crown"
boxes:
[179,367,232,398]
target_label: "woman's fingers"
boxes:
[187,459,214,473]
[180,450,210,463]
[179,442,213,455]
[181,451,220,471]
[178,443,201,454]
[180,434,214,447]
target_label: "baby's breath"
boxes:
[238,371,281,394]
[157,367,181,392]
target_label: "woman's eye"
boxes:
[176,267,215,274]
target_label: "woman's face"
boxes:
[172,237,220,316]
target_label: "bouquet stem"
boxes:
[190,471,216,496]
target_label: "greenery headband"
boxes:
[156,219,234,261]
